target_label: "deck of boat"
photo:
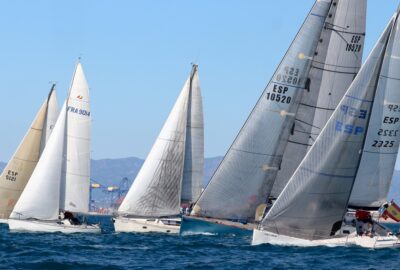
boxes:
[185,215,257,230]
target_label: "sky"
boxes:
[0,0,398,162]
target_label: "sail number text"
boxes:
[266,84,292,104]
[67,106,91,117]
[275,66,302,86]
[335,105,367,135]
[5,170,18,181]
[346,35,362,52]
[372,140,395,148]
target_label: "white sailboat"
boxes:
[182,0,366,235]
[0,85,59,223]
[114,64,203,234]
[252,8,400,249]
[8,62,100,233]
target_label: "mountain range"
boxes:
[0,157,399,208]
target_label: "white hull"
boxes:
[8,219,101,234]
[0,219,9,224]
[252,229,400,249]
[114,217,180,234]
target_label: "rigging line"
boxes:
[380,74,400,81]
[294,118,321,129]
[325,22,366,36]
[311,65,358,75]
[312,59,361,70]
[299,102,335,111]
[230,147,283,158]
[287,140,312,147]
[292,128,320,136]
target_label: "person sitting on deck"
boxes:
[366,221,375,237]
[355,209,372,236]
[63,211,81,225]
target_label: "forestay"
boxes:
[192,0,332,220]
[271,0,366,197]
[260,18,394,240]
[60,63,91,214]
[10,102,67,220]
[118,75,190,217]
[349,12,400,209]
[181,65,204,203]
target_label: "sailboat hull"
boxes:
[0,219,9,224]
[113,217,180,234]
[252,229,400,249]
[180,215,254,235]
[8,219,101,233]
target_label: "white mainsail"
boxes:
[0,86,57,219]
[260,15,396,240]
[181,65,204,203]
[271,0,366,197]
[10,102,68,220]
[60,63,91,214]
[192,0,332,220]
[40,84,59,154]
[118,71,192,217]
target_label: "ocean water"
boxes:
[0,217,399,270]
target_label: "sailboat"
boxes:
[181,0,366,235]
[252,8,400,249]
[8,62,100,233]
[114,64,203,234]
[0,85,59,223]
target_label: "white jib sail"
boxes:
[10,102,67,221]
[60,63,91,214]
[118,75,190,217]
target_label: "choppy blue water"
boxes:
[0,217,399,270]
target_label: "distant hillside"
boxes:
[91,156,223,187]
[1,157,399,208]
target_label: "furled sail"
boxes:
[60,63,91,214]
[40,84,59,154]
[10,102,67,220]
[0,87,55,219]
[349,12,400,209]
[271,0,366,197]
[181,65,204,203]
[260,17,395,240]
[118,72,190,217]
[191,0,332,220]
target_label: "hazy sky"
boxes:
[0,0,398,161]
